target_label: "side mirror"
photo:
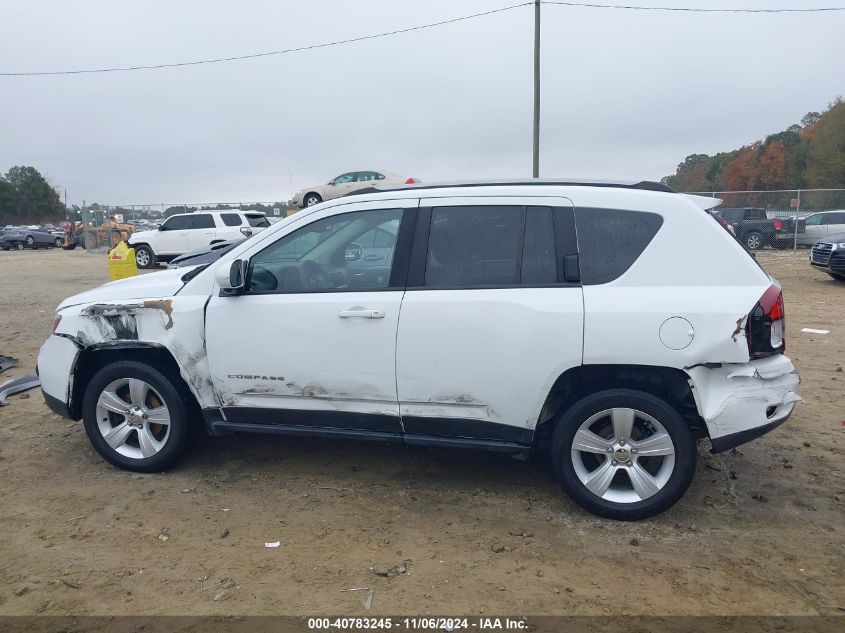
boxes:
[216,259,248,294]
[344,242,363,262]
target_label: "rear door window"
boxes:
[221,213,242,227]
[575,208,663,285]
[246,214,270,228]
[191,214,215,229]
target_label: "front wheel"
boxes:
[16,242,24,251]
[25,235,35,247]
[134,244,155,269]
[551,389,696,521]
[54,237,63,247]
[82,361,195,472]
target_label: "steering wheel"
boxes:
[301,260,332,289]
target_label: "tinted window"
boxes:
[192,214,215,229]
[246,214,270,227]
[747,208,766,220]
[356,171,378,182]
[425,206,521,287]
[823,212,845,225]
[247,208,404,293]
[719,209,743,224]
[161,215,191,231]
[575,208,663,285]
[521,207,556,284]
[221,213,242,227]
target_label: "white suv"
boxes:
[127,210,270,268]
[37,180,799,520]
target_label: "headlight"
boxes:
[836,243,845,249]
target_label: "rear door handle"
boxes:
[338,308,385,319]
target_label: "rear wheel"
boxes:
[54,237,63,247]
[25,235,35,247]
[16,242,24,251]
[551,389,696,521]
[82,361,194,472]
[744,231,763,250]
[134,244,155,269]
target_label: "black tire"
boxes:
[744,231,764,251]
[551,389,696,521]
[82,361,195,472]
[304,192,322,207]
[25,235,35,247]
[134,244,155,269]
[15,242,24,251]
[54,237,63,247]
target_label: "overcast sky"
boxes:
[0,0,842,206]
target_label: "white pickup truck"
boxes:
[127,210,270,268]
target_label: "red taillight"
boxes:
[405,177,419,184]
[773,220,783,230]
[747,284,785,358]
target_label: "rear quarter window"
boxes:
[246,215,270,228]
[575,208,663,285]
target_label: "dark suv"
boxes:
[810,232,845,281]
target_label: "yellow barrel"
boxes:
[107,241,139,281]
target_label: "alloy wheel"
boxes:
[570,407,676,504]
[95,378,171,459]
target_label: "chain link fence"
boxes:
[686,189,845,251]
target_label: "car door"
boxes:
[823,211,845,238]
[155,215,191,254]
[396,197,583,447]
[324,172,357,201]
[800,213,826,245]
[205,199,418,435]
[186,213,217,250]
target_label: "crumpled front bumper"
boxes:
[37,334,81,420]
[686,354,800,453]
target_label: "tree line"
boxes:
[662,98,845,192]
[0,166,66,225]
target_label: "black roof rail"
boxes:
[347,179,675,198]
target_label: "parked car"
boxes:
[809,232,845,281]
[1,227,64,250]
[38,179,799,521]
[126,210,270,269]
[715,207,804,250]
[292,170,420,208]
[796,210,845,247]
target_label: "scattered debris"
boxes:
[371,565,389,577]
[218,528,229,539]
[221,579,236,589]
[158,528,169,542]
[181,488,195,494]
[803,441,811,448]
[800,328,830,335]
[19,393,30,400]
[706,463,722,472]
[507,529,533,538]
[341,587,374,610]
[0,355,19,374]
[213,591,227,601]
[14,585,28,597]
[264,541,281,548]
[491,543,506,553]
[629,537,640,546]
[0,373,41,406]
[752,493,769,503]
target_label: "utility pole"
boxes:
[532,0,541,178]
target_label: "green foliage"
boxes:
[0,165,66,224]
[664,100,845,192]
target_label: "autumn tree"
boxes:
[804,99,845,188]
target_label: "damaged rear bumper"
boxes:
[686,354,800,453]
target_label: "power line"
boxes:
[0,2,532,77]
[542,1,845,12]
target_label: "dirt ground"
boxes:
[0,248,842,617]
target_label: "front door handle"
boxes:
[338,308,385,319]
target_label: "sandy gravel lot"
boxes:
[0,248,842,616]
